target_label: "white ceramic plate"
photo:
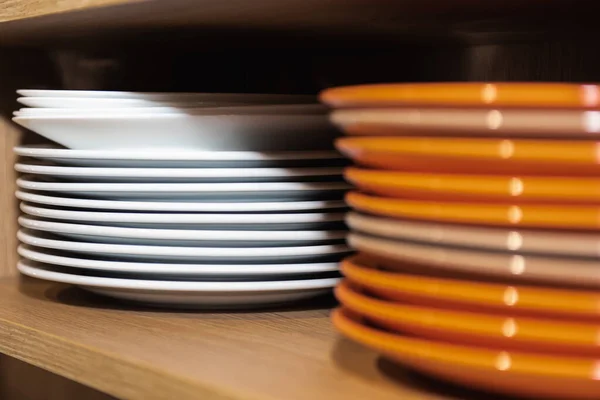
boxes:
[14,145,345,168]
[16,190,347,212]
[18,259,339,308]
[348,233,600,287]
[20,203,345,230]
[19,216,347,247]
[14,104,325,116]
[18,229,352,262]
[18,98,317,109]
[17,176,350,200]
[18,98,223,109]
[346,212,600,258]
[18,245,340,277]
[14,163,343,183]
[17,90,316,102]
[12,109,336,151]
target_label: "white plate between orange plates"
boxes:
[17,176,350,200]
[18,245,340,277]
[347,233,600,287]
[18,259,339,309]
[13,145,345,168]
[14,163,343,183]
[20,202,345,230]
[16,190,347,212]
[346,212,600,258]
[19,216,347,247]
[18,229,352,262]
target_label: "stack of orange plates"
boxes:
[320,83,600,399]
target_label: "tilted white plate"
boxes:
[18,245,340,277]
[14,163,343,183]
[12,107,336,151]
[14,104,325,116]
[17,90,316,102]
[18,259,339,308]
[14,145,345,168]
[19,216,347,247]
[17,176,350,200]
[16,190,347,212]
[18,229,352,262]
[20,202,345,230]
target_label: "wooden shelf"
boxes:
[0,277,497,400]
[0,0,594,46]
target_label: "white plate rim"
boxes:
[17,176,351,193]
[17,90,316,101]
[20,203,346,224]
[18,245,341,275]
[14,163,344,178]
[18,259,341,292]
[15,190,347,212]
[18,229,352,257]
[14,145,344,161]
[19,216,347,242]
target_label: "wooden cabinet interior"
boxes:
[4,33,600,279]
[0,4,599,399]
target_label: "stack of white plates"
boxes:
[13,90,350,308]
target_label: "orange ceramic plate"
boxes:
[347,233,600,288]
[336,137,600,175]
[336,281,600,356]
[320,82,600,109]
[341,255,600,319]
[347,191,600,230]
[332,308,600,400]
[330,108,600,138]
[345,167,600,203]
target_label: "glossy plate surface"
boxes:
[347,191,600,230]
[15,163,343,183]
[19,216,346,247]
[331,108,600,138]
[21,202,345,230]
[332,308,600,399]
[16,190,347,212]
[18,259,339,309]
[12,107,335,151]
[17,176,350,200]
[341,256,600,319]
[19,229,351,263]
[336,137,600,175]
[321,82,600,108]
[336,281,600,356]
[17,90,315,102]
[346,167,600,203]
[19,245,340,277]
[347,233,600,287]
[14,145,344,168]
[346,212,600,258]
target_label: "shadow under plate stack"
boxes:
[13,89,351,309]
[320,82,600,400]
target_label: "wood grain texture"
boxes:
[0,277,498,400]
[0,354,115,400]
[0,118,20,278]
[0,0,146,22]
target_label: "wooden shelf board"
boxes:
[0,0,593,45]
[0,277,491,400]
